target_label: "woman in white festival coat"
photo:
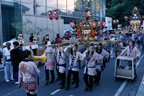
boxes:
[120,40,141,58]
[44,47,55,86]
[83,44,103,92]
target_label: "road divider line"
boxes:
[114,54,144,96]
[50,89,61,95]
[136,55,144,67]
[4,88,23,96]
[114,80,127,96]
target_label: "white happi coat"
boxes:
[68,51,85,72]
[99,49,110,60]
[120,46,141,58]
[3,47,12,61]
[84,52,103,76]
[96,49,110,71]
[56,48,67,73]
[19,61,40,83]
[19,61,40,94]
[44,47,55,70]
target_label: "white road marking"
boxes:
[136,55,144,67]
[114,54,144,96]
[4,88,23,96]
[50,89,61,95]
[114,80,127,96]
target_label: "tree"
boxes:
[106,0,143,27]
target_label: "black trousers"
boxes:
[103,61,106,68]
[67,70,79,87]
[45,68,55,82]
[84,74,94,89]
[0,57,1,64]
[0,54,2,64]
[26,93,37,96]
[94,70,101,83]
[56,64,60,78]
[60,73,66,87]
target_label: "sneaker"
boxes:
[96,82,99,86]
[60,86,65,89]
[10,79,14,81]
[89,88,93,92]
[75,85,79,88]
[84,86,89,91]
[6,80,9,82]
[15,81,19,84]
[49,80,54,84]
[71,80,75,84]
[59,82,62,85]
[45,81,49,86]
[56,77,60,81]
[65,87,70,91]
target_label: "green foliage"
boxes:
[106,0,144,26]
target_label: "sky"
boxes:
[2,0,75,12]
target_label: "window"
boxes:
[91,1,96,13]
[36,5,46,16]
[36,0,45,6]
[22,3,34,15]
[2,0,14,6]
[102,5,105,17]
[96,2,100,12]
[21,0,33,4]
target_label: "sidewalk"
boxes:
[136,75,144,96]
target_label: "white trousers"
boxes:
[4,62,13,80]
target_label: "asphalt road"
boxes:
[0,51,144,96]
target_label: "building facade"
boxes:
[0,0,106,44]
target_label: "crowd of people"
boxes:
[0,31,143,96]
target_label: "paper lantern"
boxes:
[113,20,116,24]
[54,11,59,20]
[70,21,75,29]
[101,21,106,28]
[124,16,128,21]
[116,19,119,24]
[48,11,54,20]
[84,11,89,19]
[93,20,98,28]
